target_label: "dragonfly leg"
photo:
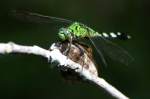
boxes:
[63,36,73,57]
[74,42,92,72]
[74,41,89,49]
[73,43,85,71]
[74,42,85,57]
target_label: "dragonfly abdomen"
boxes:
[98,32,131,40]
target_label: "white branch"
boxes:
[0,42,129,99]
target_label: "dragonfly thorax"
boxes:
[68,22,98,38]
[58,22,96,41]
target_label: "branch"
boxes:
[0,42,129,99]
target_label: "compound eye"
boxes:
[59,28,70,34]
[59,28,65,32]
[66,30,70,34]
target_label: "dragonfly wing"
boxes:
[90,36,134,66]
[88,38,108,67]
[11,10,72,24]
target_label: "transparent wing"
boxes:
[88,38,107,67]
[90,36,134,66]
[11,10,72,24]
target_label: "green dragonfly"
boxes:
[12,10,134,66]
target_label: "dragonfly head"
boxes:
[58,28,71,41]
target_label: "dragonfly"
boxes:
[12,10,134,66]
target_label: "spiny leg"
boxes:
[74,42,91,72]
[74,42,87,56]
[63,36,73,57]
[74,40,90,49]
[73,43,84,71]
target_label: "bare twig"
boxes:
[0,42,129,99]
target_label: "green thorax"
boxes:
[68,22,99,38]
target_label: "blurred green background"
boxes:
[0,0,149,99]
